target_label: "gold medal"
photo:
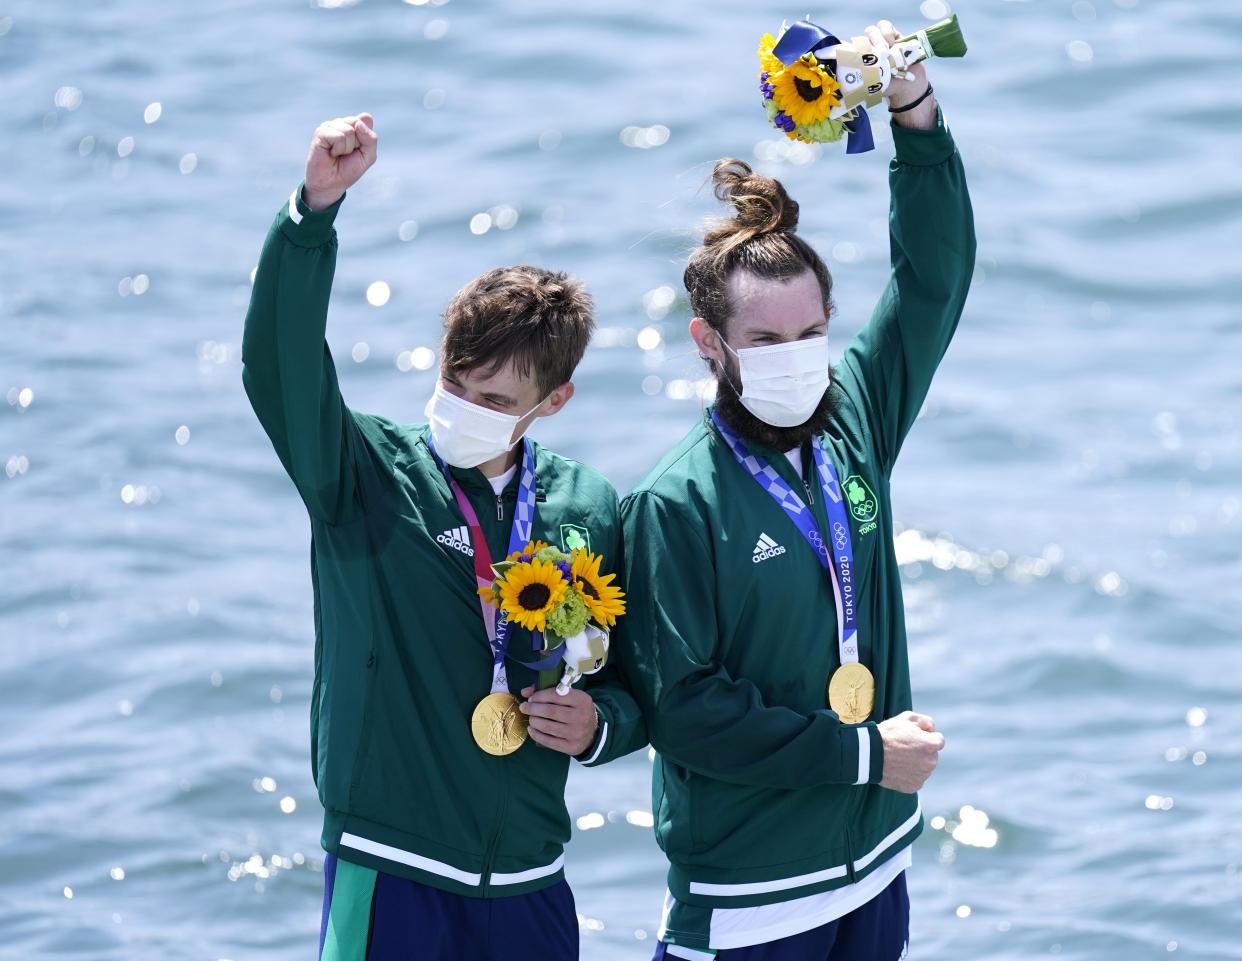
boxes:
[827,663,875,724]
[471,692,528,756]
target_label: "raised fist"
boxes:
[302,113,378,211]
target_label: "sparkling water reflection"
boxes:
[2,0,1240,959]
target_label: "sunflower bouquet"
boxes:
[758,14,966,149]
[480,541,626,695]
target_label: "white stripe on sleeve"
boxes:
[580,719,609,765]
[854,727,870,785]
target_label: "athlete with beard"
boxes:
[618,20,976,961]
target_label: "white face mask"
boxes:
[424,383,546,469]
[718,334,831,428]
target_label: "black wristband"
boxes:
[889,83,934,114]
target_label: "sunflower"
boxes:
[495,558,568,633]
[505,539,551,563]
[757,32,784,77]
[771,57,841,128]
[570,550,626,629]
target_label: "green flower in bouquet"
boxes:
[545,589,591,640]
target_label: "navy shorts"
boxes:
[318,853,578,961]
[653,872,909,961]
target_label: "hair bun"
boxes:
[705,159,799,251]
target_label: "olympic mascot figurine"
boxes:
[758,14,967,152]
[555,624,610,695]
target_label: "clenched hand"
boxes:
[302,113,378,211]
[878,710,945,793]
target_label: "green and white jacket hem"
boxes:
[658,844,913,955]
[666,801,922,911]
[323,811,566,898]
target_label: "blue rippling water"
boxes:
[2,0,1239,958]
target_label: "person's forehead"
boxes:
[727,269,825,329]
[451,358,539,399]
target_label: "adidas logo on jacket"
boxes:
[752,532,786,564]
[437,526,474,557]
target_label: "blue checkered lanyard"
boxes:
[429,437,541,693]
[711,411,861,668]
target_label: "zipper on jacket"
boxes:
[479,762,509,896]
[843,824,858,883]
[345,649,379,804]
[800,441,814,504]
[841,787,869,884]
[496,494,504,522]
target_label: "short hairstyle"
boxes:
[684,158,833,335]
[440,266,595,396]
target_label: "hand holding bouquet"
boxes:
[758,14,966,152]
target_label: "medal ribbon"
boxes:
[710,411,860,665]
[428,438,564,694]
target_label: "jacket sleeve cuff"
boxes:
[847,722,885,785]
[278,182,345,248]
[575,704,610,766]
[890,105,956,167]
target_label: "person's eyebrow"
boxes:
[444,373,516,406]
[748,321,827,339]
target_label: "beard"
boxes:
[712,356,839,453]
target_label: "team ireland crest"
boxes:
[560,523,591,554]
[843,475,877,523]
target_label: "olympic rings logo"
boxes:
[832,522,849,552]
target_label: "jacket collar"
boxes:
[705,405,814,489]
[418,428,532,498]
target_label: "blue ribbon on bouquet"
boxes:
[772,19,875,154]
[496,618,566,671]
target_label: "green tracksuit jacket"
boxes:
[619,110,976,935]
[241,185,646,898]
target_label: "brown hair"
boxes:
[441,265,595,395]
[684,159,833,335]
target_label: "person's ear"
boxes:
[690,318,725,367]
[540,382,575,417]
